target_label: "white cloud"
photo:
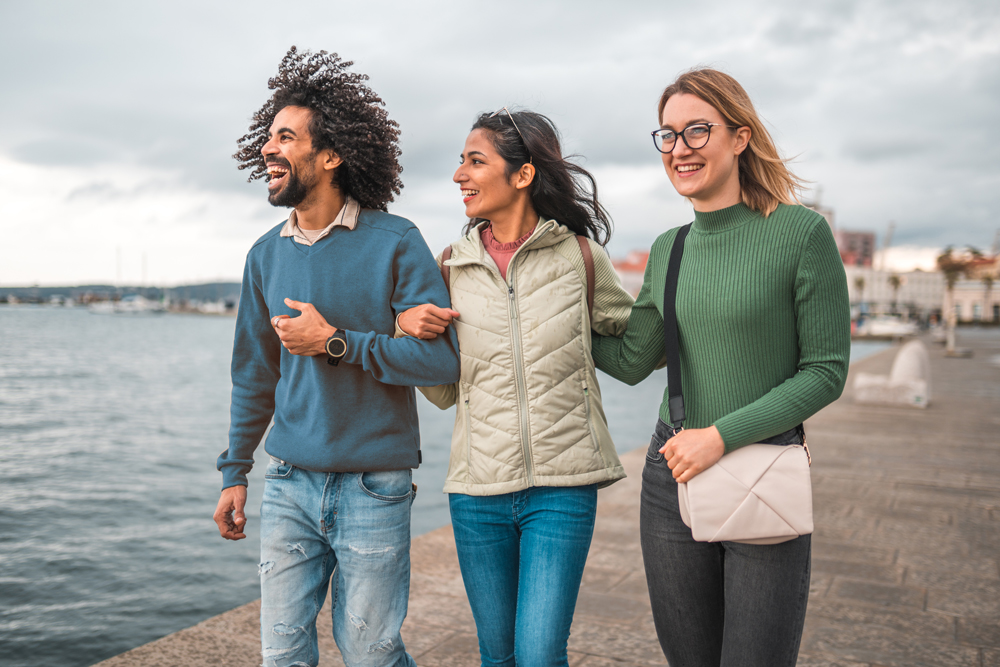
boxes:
[0,156,273,286]
[1,0,998,283]
[876,246,943,273]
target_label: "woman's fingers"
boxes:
[400,304,461,339]
[424,305,460,321]
[660,426,725,481]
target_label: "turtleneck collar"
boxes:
[692,203,759,234]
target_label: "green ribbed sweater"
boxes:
[591,203,851,452]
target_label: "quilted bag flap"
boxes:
[678,444,813,545]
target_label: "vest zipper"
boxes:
[508,281,533,485]
[504,225,551,488]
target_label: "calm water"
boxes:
[0,307,888,666]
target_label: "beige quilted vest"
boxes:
[424,219,625,496]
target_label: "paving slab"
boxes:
[800,329,1000,667]
[94,330,1000,666]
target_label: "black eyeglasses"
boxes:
[650,123,736,154]
[489,106,532,164]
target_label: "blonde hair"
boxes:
[658,68,804,217]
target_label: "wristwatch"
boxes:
[325,330,348,366]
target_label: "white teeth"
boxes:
[677,165,702,172]
[461,189,479,196]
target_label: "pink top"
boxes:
[482,224,535,281]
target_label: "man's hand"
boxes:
[272,298,337,355]
[660,425,725,483]
[398,304,460,340]
[214,485,248,540]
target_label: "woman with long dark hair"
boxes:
[592,68,850,666]
[397,109,633,666]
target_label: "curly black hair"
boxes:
[234,47,403,211]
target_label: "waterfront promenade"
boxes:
[95,330,1000,666]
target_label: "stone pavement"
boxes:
[95,330,1000,666]
[797,329,1000,667]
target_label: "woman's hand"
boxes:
[660,425,725,483]
[398,304,460,339]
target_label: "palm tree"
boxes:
[983,273,996,324]
[888,274,903,315]
[937,246,973,352]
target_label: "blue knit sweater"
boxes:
[217,209,461,489]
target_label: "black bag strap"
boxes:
[663,224,692,429]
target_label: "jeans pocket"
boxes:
[264,457,293,479]
[358,470,413,502]
[646,435,665,463]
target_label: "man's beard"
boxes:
[268,169,310,208]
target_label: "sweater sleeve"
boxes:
[389,248,460,409]
[714,222,851,450]
[589,240,634,338]
[218,257,281,489]
[590,236,668,385]
[341,227,461,386]
[418,383,458,409]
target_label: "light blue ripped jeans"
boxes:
[258,456,417,667]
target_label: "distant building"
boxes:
[836,230,877,267]
[964,255,1000,281]
[844,265,943,320]
[951,278,1000,323]
[612,251,649,297]
[803,196,877,268]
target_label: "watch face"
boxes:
[328,335,347,357]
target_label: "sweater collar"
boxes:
[692,203,758,234]
[482,222,536,252]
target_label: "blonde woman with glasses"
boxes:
[591,69,850,666]
[397,108,634,666]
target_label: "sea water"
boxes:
[0,306,887,666]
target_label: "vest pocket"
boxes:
[583,385,599,448]
[464,397,474,482]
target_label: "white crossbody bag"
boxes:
[663,224,813,545]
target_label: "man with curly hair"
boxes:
[213,47,459,667]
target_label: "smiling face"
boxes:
[261,105,329,208]
[659,93,750,212]
[452,129,528,221]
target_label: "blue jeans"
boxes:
[641,419,811,667]
[448,485,598,667]
[259,457,417,667]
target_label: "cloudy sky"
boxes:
[1,0,998,286]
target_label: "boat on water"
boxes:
[854,315,919,339]
[88,295,167,315]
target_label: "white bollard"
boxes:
[854,340,931,408]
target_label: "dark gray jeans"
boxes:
[640,418,811,667]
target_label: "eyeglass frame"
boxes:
[650,122,739,154]
[488,106,532,164]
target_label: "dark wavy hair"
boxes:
[234,47,403,211]
[464,110,613,245]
